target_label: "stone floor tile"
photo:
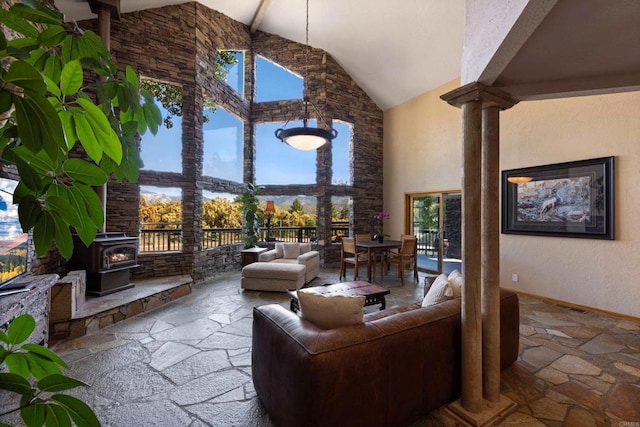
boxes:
[550,355,602,376]
[570,374,614,395]
[535,366,569,384]
[613,362,640,378]
[185,399,272,427]
[552,382,605,413]
[101,400,194,426]
[150,319,174,334]
[208,313,231,324]
[546,329,572,338]
[529,397,569,421]
[606,383,640,421]
[522,346,563,369]
[564,406,598,427]
[198,331,252,350]
[557,326,600,340]
[580,334,627,354]
[162,350,231,385]
[152,318,222,341]
[150,341,200,371]
[615,320,640,331]
[499,411,547,426]
[91,361,175,401]
[170,369,250,406]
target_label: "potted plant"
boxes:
[373,212,390,243]
[239,182,263,248]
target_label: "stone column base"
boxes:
[445,394,517,427]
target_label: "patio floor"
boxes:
[3,266,638,426]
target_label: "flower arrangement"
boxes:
[373,212,390,241]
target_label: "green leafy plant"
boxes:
[0,314,99,427]
[239,182,263,249]
[0,0,162,259]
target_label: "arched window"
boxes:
[255,55,303,102]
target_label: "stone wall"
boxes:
[35,1,383,279]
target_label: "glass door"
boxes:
[406,191,461,274]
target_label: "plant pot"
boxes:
[377,235,384,243]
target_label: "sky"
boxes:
[139,53,350,191]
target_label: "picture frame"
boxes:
[502,156,614,240]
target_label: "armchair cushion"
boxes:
[283,243,301,259]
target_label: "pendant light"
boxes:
[274,0,337,150]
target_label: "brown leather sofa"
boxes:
[252,289,519,427]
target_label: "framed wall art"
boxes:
[502,156,614,240]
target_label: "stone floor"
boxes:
[3,266,639,426]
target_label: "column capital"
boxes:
[87,0,121,20]
[441,82,518,110]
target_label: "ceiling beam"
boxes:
[250,0,271,33]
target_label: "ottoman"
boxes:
[241,262,306,292]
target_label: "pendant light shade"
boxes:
[274,0,337,150]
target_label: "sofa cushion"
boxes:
[299,243,311,254]
[448,269,464,298]
[298,289,364,329]
[283,243,300,259]
[422,274,453,307]
[242,262,305,281]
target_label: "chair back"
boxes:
[355,233,372,242]
[400,237,417,256]
[342,237,357,255]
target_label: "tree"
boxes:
[289,198,304,214]
[0,0,162,259]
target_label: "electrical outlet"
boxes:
[512,273,519,283]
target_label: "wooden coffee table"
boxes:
[288,281,391,313]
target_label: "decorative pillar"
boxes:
[481,106,501,402]
[461,99,483,412]
[441,82,518,426]
[87,0,121,233]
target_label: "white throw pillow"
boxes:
[283,243,300,259]
[275,242,284,258]
[298,289,365,329]
[448,269,464,298]
[422,274,453,307]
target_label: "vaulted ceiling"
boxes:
[54,0,465,111]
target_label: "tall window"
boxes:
[255,121,316,185]
[255,55,303,102]
[139,80,183,173]
[139,186,183,253]
[217,50,244,96]
[331,196,350,242]
[202,191,242,248]
[332,121,352,185]
[203,106,243,182]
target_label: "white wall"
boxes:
[384,79,640,318]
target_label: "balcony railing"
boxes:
[139,222,351,253]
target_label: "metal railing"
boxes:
[139,222,350,252]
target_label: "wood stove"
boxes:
[69,232,139,296]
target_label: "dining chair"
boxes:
[386,236,418,285]
[340,237,369,281]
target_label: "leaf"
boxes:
[38,374,87,392]
[44,54,63,85]
[76,30,110,61]
[0,8,39,39]
[73,113,102,163]
[37,25,67,46]
[6,314,36,345]
[60,60,83,96]
[46,195,82,228]
[6,352,30,377]
[17,195,41,231]
[50,395,100,427]
[59,110,77,149]
[10,3,63,25]
[74,184,103,231]
[125,65,139,88]
[50,212,73,259]
[14,157,43,192]
[20,401,46,427]
[21,344,68,368]
[43,75,61,97]
[5,60,46,95]
[13,145,56,173]
[63,158,107,186]
[142,102,160,135]
[25,351,61,379]
[33,210,55,256]
[76,98,122,164]
[13,93,65,160]
[0,330,9,344]
[0,372,32,394]
[45,404,72,427]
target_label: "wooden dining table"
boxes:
[355,239,402,283]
